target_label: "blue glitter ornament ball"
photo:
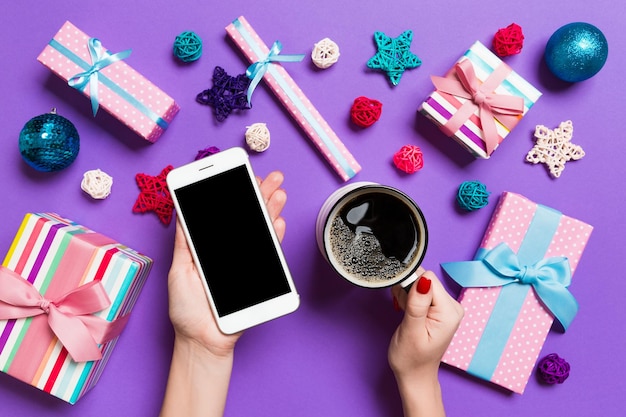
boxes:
[544,22,608,82]
[19,109,80,172]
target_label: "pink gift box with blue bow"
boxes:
[440,192,592,394]
[226,16,361,181]
[37,21,179,143]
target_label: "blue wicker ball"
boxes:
[456,180,490,211]
[19,110,80,172]
[173,31,203,63]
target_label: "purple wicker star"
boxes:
[196,66,251,122]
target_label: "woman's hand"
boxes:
[388,268,464,417]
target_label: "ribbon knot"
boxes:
[0,266,129,362]
[245,41,304,105]
[518,265,541,286]
[472,90,487,105]
[38,299,51,314]
[441,242,578,330]
[430,59,525,156]
[68,38,132,116]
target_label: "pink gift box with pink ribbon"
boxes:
[37,21,180,143]
[0,213,152,403]
[418,41,542,159]
[440,192,592,393]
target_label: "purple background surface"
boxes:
[0,1,623,416]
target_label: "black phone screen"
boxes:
[173,165,292,316]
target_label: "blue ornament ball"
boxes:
[19,109,80,172]
[544,22,608,82]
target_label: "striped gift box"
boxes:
[441,192,592,393]
[0,213,152,403]
[37,21,180,143]
[419,41,542,159]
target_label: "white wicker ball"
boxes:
[245,123,271,152]
[81,169,113,199]
[311,38,340,69]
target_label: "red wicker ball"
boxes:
[393,145,424,174]
[493,23,525,57]
[350,96,382,128]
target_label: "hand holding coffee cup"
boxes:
[316,183,428,290]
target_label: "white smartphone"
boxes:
[166,147,300,334]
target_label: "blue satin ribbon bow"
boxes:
[245,41,304,105]
[441,242,577,330]
[68,38,132,116]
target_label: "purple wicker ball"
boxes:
[537,353,570,384]
[195,146,220,161]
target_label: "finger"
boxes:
[273,216,286,242]
[425,271,465,322]
[391,266,426,310]
[266,187,287,222]
[171,219,195,267]
[391,284,407,311]
[403,275,434,326]
[427,271,459,308]
[259,171,284,204]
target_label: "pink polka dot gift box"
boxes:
[440,192,592,394]
[226,16,361,182]
[37,21,180,143]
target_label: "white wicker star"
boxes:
[526,120,584,178]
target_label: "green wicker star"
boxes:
[367,30,422,86]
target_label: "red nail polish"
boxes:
[392,295,401,311]
[416,277,432,294]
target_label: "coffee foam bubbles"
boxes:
[328,216,413,284]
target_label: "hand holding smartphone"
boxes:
[167,147,300,334]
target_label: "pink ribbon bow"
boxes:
[431,59,525,156]
[0,266,129,362]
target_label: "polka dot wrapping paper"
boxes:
[37,21,180,143]
[440,192,593,394]
[225,16,361,182]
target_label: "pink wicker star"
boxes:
[526,120,584,178]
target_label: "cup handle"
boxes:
[400,271,420,293]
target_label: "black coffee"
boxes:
[328,191,421,284]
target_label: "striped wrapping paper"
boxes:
[226,16,361,182]
[419,41,542,159]
[441,192,592,393]
[0,213,152,403]
[37,21,180,143]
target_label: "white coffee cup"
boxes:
[316,182,428,289]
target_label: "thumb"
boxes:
[172,220,194,266]
[402,276,433,328]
